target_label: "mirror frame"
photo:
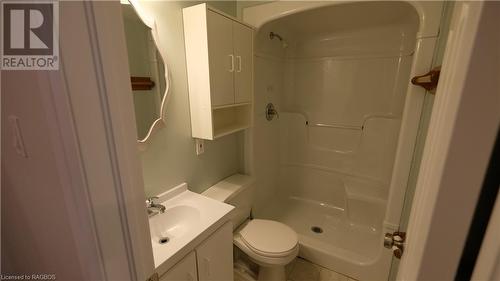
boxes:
[127,0,170,149]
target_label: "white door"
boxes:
[160,252,198,281]
[207,11,235,106]
[233,22,253,104]
[196,222,233,281]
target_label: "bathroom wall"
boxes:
[135,1,243,196]
[122,5,160,139]
[236,1,269,19]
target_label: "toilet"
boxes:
[203,174,299,281]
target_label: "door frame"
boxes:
[45,1,154,280]
[49,1,498,281]
[397,1,499,280]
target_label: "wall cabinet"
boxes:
[183,4,254,140]
[159,222,233,281]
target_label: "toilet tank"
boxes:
[202,174,255,229]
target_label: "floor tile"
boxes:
[289,258,321,281]
[286,258,297,276]
[287,258,357,281]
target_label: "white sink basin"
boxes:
[148,183,234,272]
[149,205,200,246]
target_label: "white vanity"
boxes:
[149,183,234,281]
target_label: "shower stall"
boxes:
[244,2,443,280]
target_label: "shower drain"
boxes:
[311,226,323,234]
[158,237,170,244]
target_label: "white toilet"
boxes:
[203,174,299,281]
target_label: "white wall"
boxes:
[122,5,161,139]
[135,1,243,196]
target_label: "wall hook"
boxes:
[411,66,441,92]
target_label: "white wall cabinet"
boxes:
[159,222,233,281]
[183,4,254,140]
[233,22,253,104]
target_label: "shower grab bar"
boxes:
[282,111,398,131]
[307,122,362,131]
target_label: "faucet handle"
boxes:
[146,196,159,207]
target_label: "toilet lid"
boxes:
[239,219,298,257]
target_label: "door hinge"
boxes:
[384,231,406,259]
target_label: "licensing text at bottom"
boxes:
[1,274,56,280]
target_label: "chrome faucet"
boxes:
[146,196,166,216]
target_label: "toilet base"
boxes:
[258,265,286,281]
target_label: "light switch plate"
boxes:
[195,139,205,155]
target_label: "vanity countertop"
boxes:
[148,183,234,276]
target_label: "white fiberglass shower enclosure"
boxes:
[244,2,443,280]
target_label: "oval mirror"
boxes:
[121,0,169,146]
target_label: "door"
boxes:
[196,222,233,281]
[233,22,253,104]
[207,10,235,106]
[389,2,492,280]
[388,2,458,279]
[160,252,198,281]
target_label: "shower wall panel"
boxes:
[277,23,416,226]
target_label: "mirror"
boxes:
[121,1,169,144]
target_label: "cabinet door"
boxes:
[160,252,198,281]
[207,11,235,107]
[233,23,253,104]
[196,222,233,281]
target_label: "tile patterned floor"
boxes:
[235,257,358,281]
[286,258,357,281]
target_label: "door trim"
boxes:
[397,1,499,280]
[50,1,155,280]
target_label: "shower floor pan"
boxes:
[257,196,390,280]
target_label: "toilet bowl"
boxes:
[234,219,299,281]
[202,174,299,281]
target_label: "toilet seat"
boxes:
[238,219,298,258]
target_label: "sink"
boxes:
[149,205,200,246]
[147,183,234,271]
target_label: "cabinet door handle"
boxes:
[236,56,242,73]
[203,257,211,277]
[229,55,234,72]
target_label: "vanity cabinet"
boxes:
[196,221,233,281]
[159,222,233,281]
[183,4,254,140]
[160,252,197,281]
